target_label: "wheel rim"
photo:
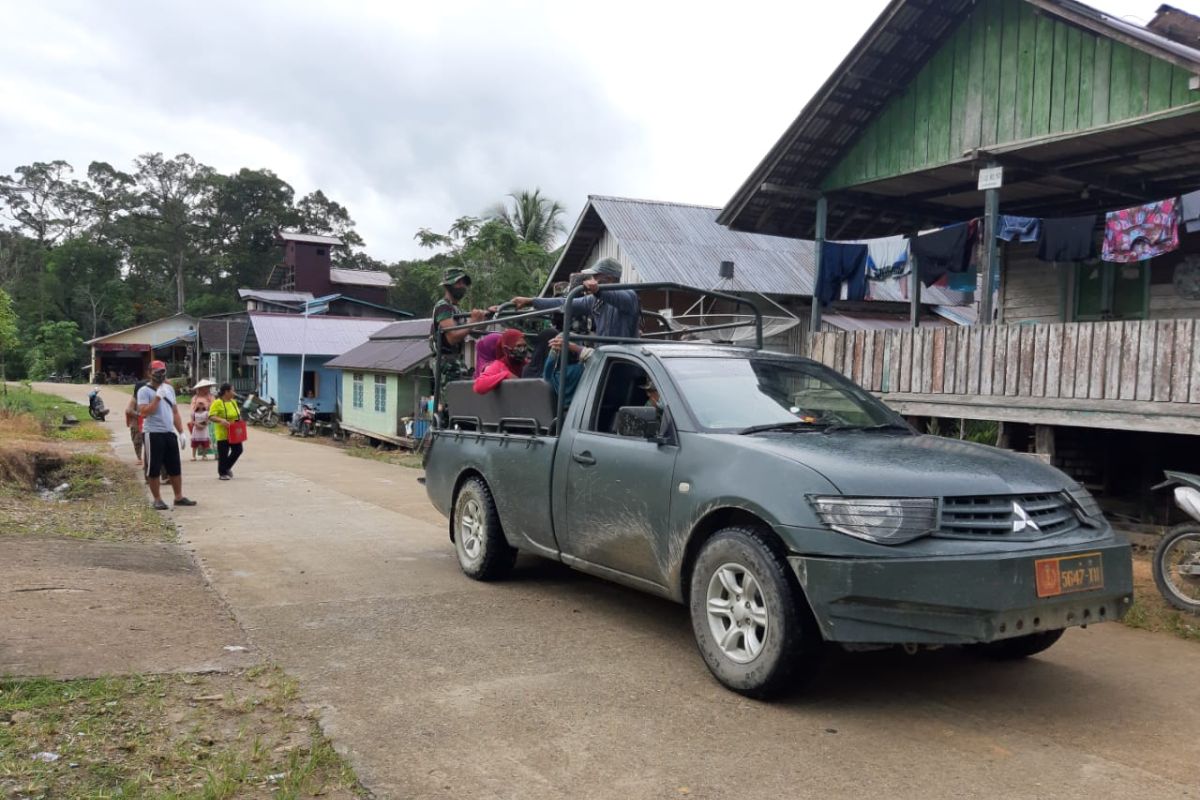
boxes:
[706,562,770,664]
[458,496,484,562]
[1162,533,1200,607]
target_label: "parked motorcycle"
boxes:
[87,388,110,421]
[1152,470,1200,614]
[289,400,317,437]
[243,393,279,428]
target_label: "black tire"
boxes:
[1153,524,1200,614]
[969,629,1064,660]
[452,477,517,581]
[262,412,278,429]
[688,527,821,699]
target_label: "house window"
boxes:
[1074,262,1149,321]
[352,373,364,409]
[374,374,387,413]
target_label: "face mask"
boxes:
[509,347,529,361]
[151,371,166,385]
[449,285,467,301]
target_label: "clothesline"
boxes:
[816,187,1200,307]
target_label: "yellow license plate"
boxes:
[1035,552,1104,598]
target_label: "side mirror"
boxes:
[616,405,660,439]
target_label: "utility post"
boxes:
[979,161,1003,326]
[809,194,828,336]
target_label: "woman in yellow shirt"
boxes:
[208,383,244,481]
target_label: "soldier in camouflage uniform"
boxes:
[430,267,485,416]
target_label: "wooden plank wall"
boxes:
[822,0,1200,191]
[810,320,1200,404]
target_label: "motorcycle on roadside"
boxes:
[87,388,110,421]
[1152,471,1200,614]
[242,393,279,428]
[289,399,317,438]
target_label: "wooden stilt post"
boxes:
[810,195,828,334]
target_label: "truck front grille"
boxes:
[939,493,1079,538]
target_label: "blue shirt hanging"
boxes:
[818,242,869,306]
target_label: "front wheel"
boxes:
[452,477,516,581]
[1154,524,1200,613]
[688,527,821,699]
[262,411,278,429]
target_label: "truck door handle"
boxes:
[573,450,597,466]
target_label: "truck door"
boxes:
[561,356,677,586]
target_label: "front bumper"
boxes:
[789,539,1133,644]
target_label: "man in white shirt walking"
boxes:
[137,360,197,510]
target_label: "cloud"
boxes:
[0,0,1169,261]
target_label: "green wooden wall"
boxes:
[822,0,1200,191]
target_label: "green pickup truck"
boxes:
[424,290,1133,698]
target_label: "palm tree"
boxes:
[488,189,567,249]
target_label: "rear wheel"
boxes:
[452,477,516,581]
[1153,524,1200,613]
[688,527,821,699]
[969,629,1064,660]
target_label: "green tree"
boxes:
[0,287,19,387]
[0,160,89,246]
[43,237,131,338]
[126,153,215,313]
[487,188,566,249]
[25,319,82,380]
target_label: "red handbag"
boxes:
[223,400,247,444]
[227,420,248,445]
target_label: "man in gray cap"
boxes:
[508,258,639,339]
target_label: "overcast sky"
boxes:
[0,0,1167,261]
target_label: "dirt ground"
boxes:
[29,382,1200,800]
[0,385,365,798]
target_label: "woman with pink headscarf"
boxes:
[474,332,502,376]
[473,329,528,394]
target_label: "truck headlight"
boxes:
[811,497,938,544]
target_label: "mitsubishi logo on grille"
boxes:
[1012,501,1041,533]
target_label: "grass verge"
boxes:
[0,385,110,444]
[1123,552,1200,643]
[343,444,422,470]
[0,667,364,799]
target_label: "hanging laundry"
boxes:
[996,215,1041,243]
[1102,198,1180,263]
[947,271,978,293]
[1037,215,1097,262]
[1180,189,1200,235]
[858,235,909,280]
[911,222,974,287]
[818,242,869,306]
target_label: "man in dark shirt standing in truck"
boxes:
[430,267,486,414]
[507,258,640,340]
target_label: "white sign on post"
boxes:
[978,166,1004,191]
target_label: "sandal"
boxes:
[174,497,197,507]
[152,499,169,511]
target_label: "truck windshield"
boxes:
[662,357,903,432]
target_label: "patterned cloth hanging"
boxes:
[1102,198,1180,263]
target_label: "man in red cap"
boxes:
[137,360,197,510]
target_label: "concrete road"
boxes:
[42,384,1200,799]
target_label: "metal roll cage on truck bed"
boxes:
[432,281,764,433]
[422,280,1133,700]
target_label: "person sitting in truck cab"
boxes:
[473,328,528,394]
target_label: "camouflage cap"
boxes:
[440,267,472,287]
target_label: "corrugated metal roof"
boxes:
[550,196,966,305]
[237,289,313,303]
[85,313,195,345]
[823,313,954,332]
[329,268,393,288]
[370,318,432,340]
[567,196,817,295]
[277,231,343,246]
[325,339,431,374]
[249,313,390,356]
